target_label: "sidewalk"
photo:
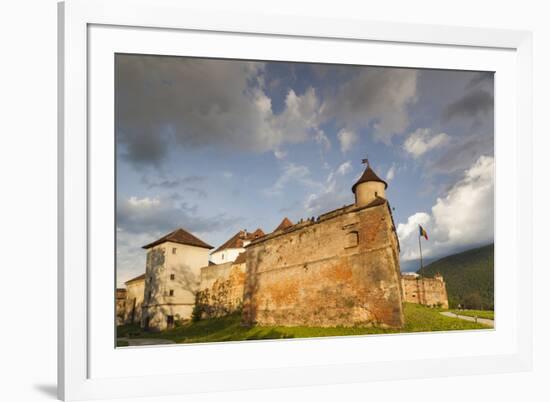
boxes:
[439,312,494,327]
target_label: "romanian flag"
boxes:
[419,225,429,240]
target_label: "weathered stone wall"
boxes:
[198,261,246,318]
[124,278,144,324]
[116,289,126,326]
[242,202,404,328]
[401,275,449,309]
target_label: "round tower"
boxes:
[351,159,388,207]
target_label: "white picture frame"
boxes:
[58,0,533,400]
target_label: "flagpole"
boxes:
[418,230,424,272]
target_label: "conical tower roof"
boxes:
[351,164,387,194]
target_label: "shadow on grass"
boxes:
[116,304,490,345]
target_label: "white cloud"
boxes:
[431,155,494,247]
[336,161,353,176]
[386,164,397,182]
[397,155,494,261]
[222,171,233,179]
[337,129,358,153]
[273,149,287,160]
[397,212,431,244]
[403,128,450,158]
[127,196,160,208]
[314,130,331,152]
[304,161,355,216]
[117,194,239,235]
[264,163,321,197]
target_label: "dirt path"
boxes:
[440,312,494,328]
[118,337,176,346]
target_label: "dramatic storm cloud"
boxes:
[116,56,323,167]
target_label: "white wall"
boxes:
[210,247,245,265]
[142,241,210,327]
[1,0,548,401]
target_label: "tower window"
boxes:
[172,248,177,254]
[169,289,174,296]
[345,231,359,248]
[170,274,175,280]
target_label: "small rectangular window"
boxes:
[170,274,175,280]
[167,315,174,327]
[345,231,359,248]
[172,248,177,254]
[169,289,174,296]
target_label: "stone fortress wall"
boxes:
[121,160,449,331]
[401,273,449,309]
[197,258,247,318]
[124,275,145,325]
[241,200,404,328]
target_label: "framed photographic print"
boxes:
[58,0,533,400]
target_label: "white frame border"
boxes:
[59,0,533,400]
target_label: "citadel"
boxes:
[117,160,448,331]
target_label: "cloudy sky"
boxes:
[115,54,494,285]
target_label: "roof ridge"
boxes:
[142,227,213,250]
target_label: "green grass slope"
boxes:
[116,303,490,345]
[418,244,494,310]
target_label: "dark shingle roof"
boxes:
[351,166,388,193]
[274,217,293,232]
[212,228,265,254]
[142,228,213,250]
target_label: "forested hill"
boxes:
[417,244,494,310]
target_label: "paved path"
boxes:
[440,312,494,327]
[118,337,176,346]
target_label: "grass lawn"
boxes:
[449,309,494,320]
[116,303,491,345]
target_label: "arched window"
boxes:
[345,231,359,248]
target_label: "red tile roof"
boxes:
[274,217,293,232]
[212,228,265,254]
[352,165,388,193]
[142,228,213,250]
